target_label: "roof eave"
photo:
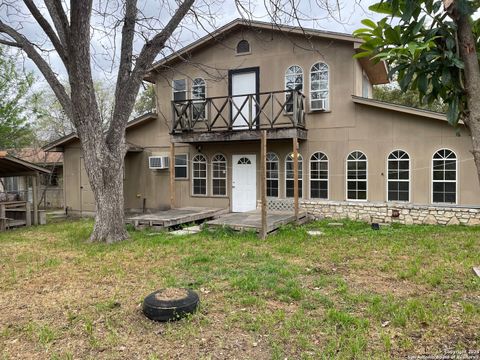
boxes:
[351,95,450,122]
[42,112,157,152]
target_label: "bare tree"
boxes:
[0,0,195,242]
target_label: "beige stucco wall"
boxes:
[60,26,480,214]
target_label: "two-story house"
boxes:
[45,19,480,225]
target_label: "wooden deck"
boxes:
[206,210,307,233]
[126,207,226,229]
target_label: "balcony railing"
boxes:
[171,90,305,134]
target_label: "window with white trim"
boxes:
[285,65,303,113]
[174,154,188,179]
[192,78,206,119]
[286,153,303,198]
[192,154,207,195]
[173,79,187,102]
[266,152,279,197]
[212,154,227,196]
[387,150,410,202]
[310,62,329,110]
[347,151,367,200]
[432,149,457,203]
[310,152,328,199]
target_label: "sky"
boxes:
[1,0,384,89]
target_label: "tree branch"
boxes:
[0,20,72,119]
[107,0,195,141]
[22,0,68,66]
[115,0,137,102]
[0,39,21,47]
[44,0,70,48]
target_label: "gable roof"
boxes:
[43,112,157,152]
[145,18,388,85]
[0,151,50,177]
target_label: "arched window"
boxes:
[347,151,367,200]
[432,149,457,203]
[285,65,303,113]
[387,150,410,202]
[285,153,303,198]
[236,40,250,54]
[266,152,279,197]
[192,78,206,119]
[310,152,328,199]
[192,154,207,195]
[212,154,227,196]
[310,62,329,111]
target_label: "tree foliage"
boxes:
[353,0,479,126]
[373,83,447,112]
[0,46,34,150]
[134,84,155,117]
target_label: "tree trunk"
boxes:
[90,163,128,243]
[447,1,480,185]
[80,134,128,243]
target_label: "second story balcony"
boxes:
[170,90,307,143]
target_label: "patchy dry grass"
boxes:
[0,219,479,359]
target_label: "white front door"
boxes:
[232,154,257,212]
[231,71,256,129]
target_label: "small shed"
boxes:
[0,151,50,230]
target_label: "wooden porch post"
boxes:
[32,173,39,225]
[293,137,299,222]
[0,203,6,231]
[260,130,267,239]
[169,142,175,209]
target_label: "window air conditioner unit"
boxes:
[149,156,170,170]
[312,98,327,111]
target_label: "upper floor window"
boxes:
[173,79,187,101]
[285,65,303,113]
[310,152,328,199]
[192,154,207,196]
[285,153,303,198]
[192,78,206,119]
[236,40,250,54]
[387,150,410,202]
[432,149,457,204]
[310,62,329,111]
[212,154,227,196]
[266,152,279,197]
[347,151,367,200]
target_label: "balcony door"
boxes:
[229,67,259,130]
[232,154,257,212]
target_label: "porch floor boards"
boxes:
[126,207,226,229]
[206,210,307,233]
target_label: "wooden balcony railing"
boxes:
[171,90,305,134]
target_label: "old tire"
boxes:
[142,288,200,322]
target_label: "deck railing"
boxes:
[171,90,305,133]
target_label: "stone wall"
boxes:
[300,200,480,226]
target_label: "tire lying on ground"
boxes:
[143,288,200,322]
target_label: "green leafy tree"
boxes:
[373,83,447,112]
[134,84,156,117]
[354,0,480,183]
[0,47,34,150]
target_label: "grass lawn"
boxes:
[0,219,479,359]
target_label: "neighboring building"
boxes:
[0,148,63,209]
[44,19,480,225]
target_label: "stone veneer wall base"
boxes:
[300,200,480,226]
